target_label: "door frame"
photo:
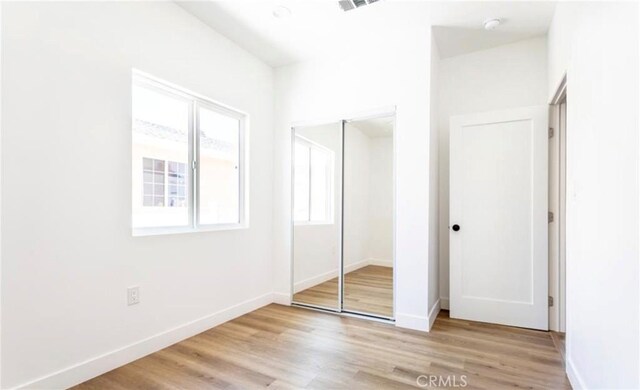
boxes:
[289,106,398,322]
[549,74,567,332]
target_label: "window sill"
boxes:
[132,223,247,237]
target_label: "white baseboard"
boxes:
[566,356,586,390]
[293,259,370,293]
[272,292,291,305]
[293,269,338,293]
[15,292,275,390]
[440,297,449,310]
[368,258,393,267]
[427,299,441,331]
[344,258,371,273]
[395,312,429,332]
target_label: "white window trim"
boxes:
[293,134,334,226]
[132,70,249,236]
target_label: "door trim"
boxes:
[549,75,567,332]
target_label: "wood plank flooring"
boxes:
[550,331,566,366]
[74,305,570,389]
[293,265,393,317]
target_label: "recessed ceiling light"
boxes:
[483,18,501,30]
[273,5,292,19]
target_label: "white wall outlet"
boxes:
[127,286,140,306]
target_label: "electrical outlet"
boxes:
[127,286,140,306]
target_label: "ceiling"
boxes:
[177,1,557,67]
[351,116,394,139]
[430,2,556,58]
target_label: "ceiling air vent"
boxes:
[338,0,379,12]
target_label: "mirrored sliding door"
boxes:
[291,122,342,311]
[291,113,395,320]
[343,116,395,318]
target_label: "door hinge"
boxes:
[548,211,554,223]
[549,127,554,138]
[191,160,197,170]
[548,296,554,307]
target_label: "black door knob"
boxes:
[452,224,460,232]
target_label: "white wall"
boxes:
[367,136,394,266]
[1,2,274,388]
[437,37,548,309]
[273,17,434,330]
[343,124,373,269]
[344,125,394,268]
[548,3,639,388]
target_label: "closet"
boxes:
[291,112,395,320]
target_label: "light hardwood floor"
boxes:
[74,305,570,389]
[550,331,566,366]
[293,265,393,317]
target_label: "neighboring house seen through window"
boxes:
[142,158,187,208]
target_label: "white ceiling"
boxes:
[177,1,556,66]
[351,116,395,138]
[430,2,556,58]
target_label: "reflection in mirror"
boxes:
[343,116,394,318]
[292,122,342,310]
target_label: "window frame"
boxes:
[132,71,248,236]
[293,134,334,226]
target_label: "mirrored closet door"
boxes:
[291,113,395,320]
[343,117,395,318]
[292,122,343,311]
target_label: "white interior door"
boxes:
[450,106,548,330]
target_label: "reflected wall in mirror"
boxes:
[343,116,394,318]
[292,122,342,310]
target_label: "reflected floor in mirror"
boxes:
[293,265,393,318]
